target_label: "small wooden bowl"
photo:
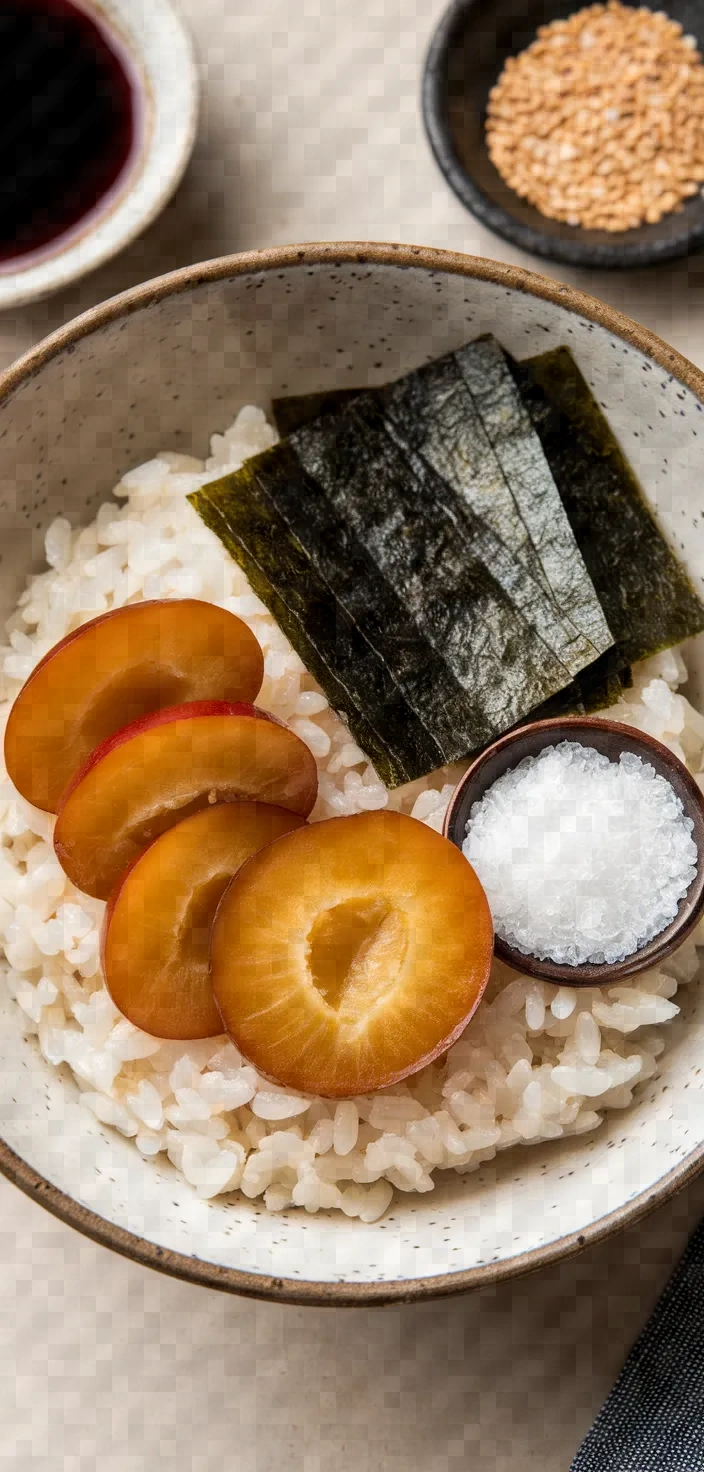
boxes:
[443,716,704,986]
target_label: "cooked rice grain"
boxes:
[0,406,703,1221]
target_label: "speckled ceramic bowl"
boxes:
[0,0,199,309]
[1,244,704,1305]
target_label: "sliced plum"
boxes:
[102,802,305,1039]
[54,700,318,899]
[210,810,493,1097]
[5,599,264,811]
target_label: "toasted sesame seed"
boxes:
[485,1,704,232]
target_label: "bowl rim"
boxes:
[421,0,704,270]
[443,715,704,984]
[2,240,704,1305]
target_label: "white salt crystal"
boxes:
[464,741,697,966]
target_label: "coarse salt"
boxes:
[464,741,697,966]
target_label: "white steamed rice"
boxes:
[1,404,704,1222]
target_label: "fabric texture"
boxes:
[572,1216,704,1470]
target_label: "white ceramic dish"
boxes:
[1,243,704,1305]
[0,0,199,310]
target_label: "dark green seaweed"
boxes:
[272,390,361,438]
[510,346,704,680]
[378,355,548,589]
[454,337,613,660]
[247,442,492,763]
[272,389,362,436]
[271,346,614,675]
[192,387,610,783]
[198,336,704,785]
[531,648,633,721]
[274,380,631,717]
[275,342,703,717]
[189,470,445,787]
[271,342,615,683]
[376,349,611,676]
[291,393,594,741]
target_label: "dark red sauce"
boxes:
[0,0,139,265]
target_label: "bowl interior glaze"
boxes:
[1,245,704,1304]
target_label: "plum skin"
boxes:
[101,801,306,1040]
[4,598,264,812]
[54,700,318,900]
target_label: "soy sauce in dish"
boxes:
[0,0,140,265]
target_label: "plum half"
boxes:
[4,599,264,812]
[54,700,318,899]
[210,810,494,1097]
[102,802,305,1039]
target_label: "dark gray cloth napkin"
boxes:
[570,1218,704,1471]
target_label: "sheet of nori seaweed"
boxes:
[455,336,614,662]
[189,469,445,787]
[271,344,615,684]
[510,346,704,677]
[246,442,491,765]
[290,393,595,747]
[376,353,611,677]
[531,648,633,721]
[216,335,703,775]
[272,390,361,438]
[378,356,545,584]
[272,379,631,719]
[272,371,611,678]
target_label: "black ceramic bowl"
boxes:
[422,0,704,269]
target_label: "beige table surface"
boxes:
[3,1,704,1466]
